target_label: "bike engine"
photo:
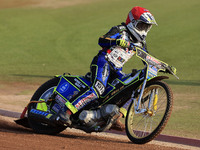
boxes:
[79,104,120,127]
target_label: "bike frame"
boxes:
[130,47,171,114]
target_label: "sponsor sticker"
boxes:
[95,80,105,95]
[102,63,109,83]
[52,103,61,113]
[74,78,86,89]
[55,95,66,108]
[67,91,79,100]
[30,109,49,116]
[58,82,69,93]
[75,93,96,109]
[146,55,160,65]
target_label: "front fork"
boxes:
[134,78,147,114]
[133,78,158,115]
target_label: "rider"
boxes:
[59,6,157,130]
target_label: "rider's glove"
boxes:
[170,66,177,75]
[116,39,130,48]
[166,66,177,75]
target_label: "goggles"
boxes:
[135,21,152,32]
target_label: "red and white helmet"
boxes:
[126,6,157,42]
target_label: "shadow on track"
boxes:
[56,132,129,144]
[0,116,128,144]
[0,117,33,134]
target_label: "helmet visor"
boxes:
[135,22,152,32]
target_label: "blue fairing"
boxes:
[79,76,91,86]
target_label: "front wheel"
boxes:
[125,81,173,144]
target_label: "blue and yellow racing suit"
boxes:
[71,23,147,115]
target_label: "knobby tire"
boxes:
[125,80,173,144]
[27,77,66,135]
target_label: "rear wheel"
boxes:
[125,81,173,144]
[28,77,66,134]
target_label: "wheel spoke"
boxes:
[126,82,173,143]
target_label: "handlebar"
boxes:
[166,66,179,79]
[132,45,179,80]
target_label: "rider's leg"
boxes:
[59,52,110,125]
[72,53,110,110]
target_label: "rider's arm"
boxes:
[98,26,121,48]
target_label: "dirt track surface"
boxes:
[0,81,198,150]
[1,116,192,150]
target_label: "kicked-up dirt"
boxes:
[0,116,192,150]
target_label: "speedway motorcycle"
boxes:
[15,45,178,144]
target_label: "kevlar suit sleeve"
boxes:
[98,26,122,48]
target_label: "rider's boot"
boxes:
[110,99,132,131]
[110,112,125,131]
